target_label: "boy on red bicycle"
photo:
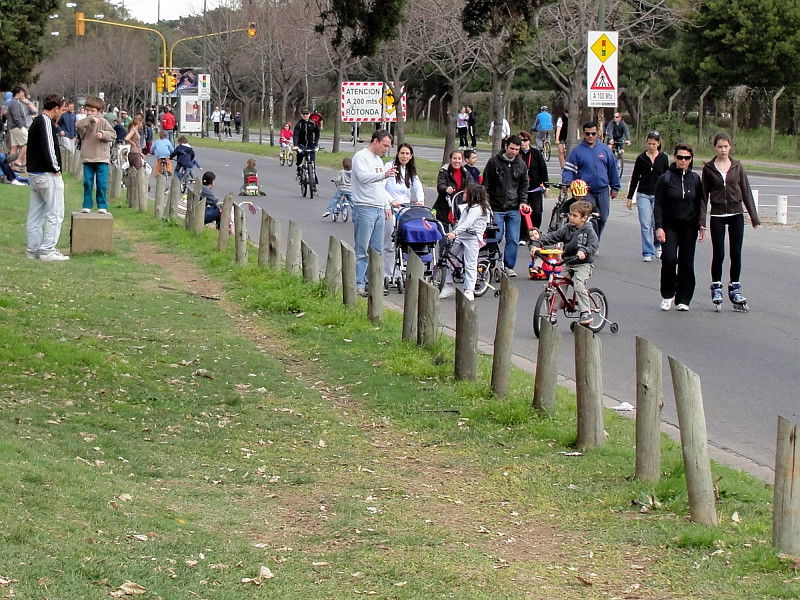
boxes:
[529,200,598,326]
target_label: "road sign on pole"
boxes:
[340,81,406,123]
[198,74,211,101]
[587,31,618,108]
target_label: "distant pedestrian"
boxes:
[211,106,221,136]
[466,105,477,148]
[124,116,144,169]
[160,107,176,143]
[555,109,569,169]
[57,101,77,153]
[234,111,242,134]
[456,106,469,148]
[627,131,669,262]
[222,109,232,137]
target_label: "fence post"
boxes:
[635,336,663,482]
[217,194,234,251]
[73,150,83,180]
[126,167,138,209]
[454,288,477,380]
[301,240,319,283]
[268,218,283,269]
[367,247,383,323]
[698,86,712,146]
[233,202,248,265]
[491,275,518,397]
[751,189,759,214]
[770,86,786,154]
[324,236,342,298]
[286,221,302,275]
[154,174,167,218]
[636,85,649,140]
[668,89,682,114]
[167,175,181,220]
[776,195,788,225]
[532,319,559,412]
[258,211,271,266]
[137,166,149,213]
[574,325,604,450]
[668,355,718,525]
[417,279,439,348]
[340,242,357,307]
[402,252,424,343]
[109,165,122,200]
[773,416,800,557]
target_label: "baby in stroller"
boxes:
[240,158,267,196]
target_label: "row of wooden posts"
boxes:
[61,148,798,557]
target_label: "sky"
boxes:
[118,0,223,24]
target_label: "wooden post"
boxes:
[268,218,283,269]
[217,194,234,251]
[454,288,477,380]
[137,165,149,213]
[668,89,681,114]
[324,236,342,298]
[154,174,167,218]
[697,85,712,146]
[770,86,786,154]
[532,319,559,412]
[417,279,439,348]
[491,275,518,397]
[233,203,248,265]
[773,416,800,557]
[402,251,424,343]
[286,221,302,275]
[341,242,357,307]
[184,182,194,228]
[258,211,271,267]
[126,168,138,209]
[367,247,383,323]
[167,175,181,220]
[635,337,663,482]
[189,179,204,234]
[72,150,83,180]
[574,325,605,450]
[301,240,319,283]
[668,356,718,526]
[109,165,122,200]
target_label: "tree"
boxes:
[314,0,405,57]
[0,0,61,88]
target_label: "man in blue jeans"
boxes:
[561,121,621,239]
[351,130,397,295]
[482,135,529,277]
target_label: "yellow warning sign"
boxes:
[590,34,616,63]
[380,88,396,115]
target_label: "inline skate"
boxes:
[728,282,748,312]
[710,282,723,312]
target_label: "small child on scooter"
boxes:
[322,157,352,219]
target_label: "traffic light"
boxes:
[156,72,165,93]
[165,72,178,93]
[247,21,256,38]
[75,11,85,36]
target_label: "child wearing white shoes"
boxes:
[439,183,491,301]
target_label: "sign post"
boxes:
[341,81,406,146]
[587,31,618,108]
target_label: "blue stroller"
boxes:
[390,205,443,294]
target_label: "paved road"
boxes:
[147,143,800,477]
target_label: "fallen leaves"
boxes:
[110,581,146,596]
[241,565,274,585]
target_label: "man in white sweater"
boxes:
[351,130,397,295]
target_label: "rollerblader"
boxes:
[710,282,724,310]
[728,282,748,312]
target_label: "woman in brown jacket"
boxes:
[700,132,760,311]
[124,116,144,170]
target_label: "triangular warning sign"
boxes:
[590,65,615,90]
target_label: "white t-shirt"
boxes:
[352,147,390,208]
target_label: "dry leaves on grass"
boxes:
[241,566,274,585]
[109,581,146,596]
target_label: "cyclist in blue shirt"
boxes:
[530,106,553,152]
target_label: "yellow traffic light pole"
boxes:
[168,28,247,72]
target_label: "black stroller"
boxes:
[390,205,443,294]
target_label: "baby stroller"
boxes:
[390,205,443,294]
[239,173,267,196]
[476,221,503,294]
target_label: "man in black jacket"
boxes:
[482,135,529,276]
[25,94,69,262]
[293,108,320,178]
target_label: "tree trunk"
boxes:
[441,86,461,165]
[242,98,251,143]
[491,68,504,155]
[333,57,346,154]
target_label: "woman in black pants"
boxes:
[700,132,760,310]
[654,144,703,311]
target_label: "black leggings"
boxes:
[710,214,744,282]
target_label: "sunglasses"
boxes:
[676,155,692,160]
[583,131,598,136]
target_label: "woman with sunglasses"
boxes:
[626,131,669,261]
[654,144,703,311]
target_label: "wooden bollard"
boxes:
[491,275,518,397]
[189,179,204,233]
[137,165,149,213]
[533,319,559,411]
[367,247,383,323]
[109,165,122,200]
[301,240,319,283]
[454,288,477,380]
[258,211,271,267]
[574,325,604,450]
[635,337,663,482]
[72,150,83,180]
[167,174,181,220]
[268,218,283,269]
[286,221,302,275]
[417,279,439,348]
[402,252,424,343]
[340,242,357,307]
[184,183,194,227]
[668,356,718,525]
[126,167,138,209]
[233,203,248,264]
[773,416,800,557]
[324,236,342,298]
[217,194,233,251]
[154,174,167,218]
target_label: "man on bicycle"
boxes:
[293,108,319,179]
[530,106,553,152]
[605,112,631,151]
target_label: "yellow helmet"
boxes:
[570,179,588,198]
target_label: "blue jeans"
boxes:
[636,193,659,258]
[82,162,109,210]
[586,189,610,239]
[493,209,521,269]
[353,204,385,289]
[326,190,352,214]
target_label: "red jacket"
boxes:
[161,112,176,131]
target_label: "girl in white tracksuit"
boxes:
[442,183,491,298]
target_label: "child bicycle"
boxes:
[531,248,618,338]
[431,236,493,298]
[279,145,294,167]
[329,182,353,222]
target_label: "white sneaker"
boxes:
[322,212,330,218]
[439,284,455,299]
[26,249,38,259]
[81,208,91,213]
[11,179,26,186]
[518,240,527,246]
[505,267,517,278]
[642,256,653,262]
[675,303,690,311]
[39,250,70,262]
[655,248,662,259]
[463,290,474,301]
[659,297,674,311]
[98,208,109,214]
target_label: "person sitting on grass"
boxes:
[201,171,222,229]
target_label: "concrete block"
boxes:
[70,212,114,254]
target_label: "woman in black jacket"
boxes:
[433,150,471,231]
[626,131,669,261]
[654,143,704,311]
[517,131,548,240]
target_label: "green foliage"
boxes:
[461,0,548,59]
[315,0,405,57]
[643,112,689,152]
[0,0,60,87]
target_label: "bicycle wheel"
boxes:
[287,153,294,167]
[474,259,490,297]
[279,152,286,166]
[586,287,609,333]
[533,288,555,338]
[300,177,308,197]
[543,140,551,162]
[341,203,349,222]
[615,152,624,178]
[431,261,449,291]
[309,164,317,199]
[332,208,339,222]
